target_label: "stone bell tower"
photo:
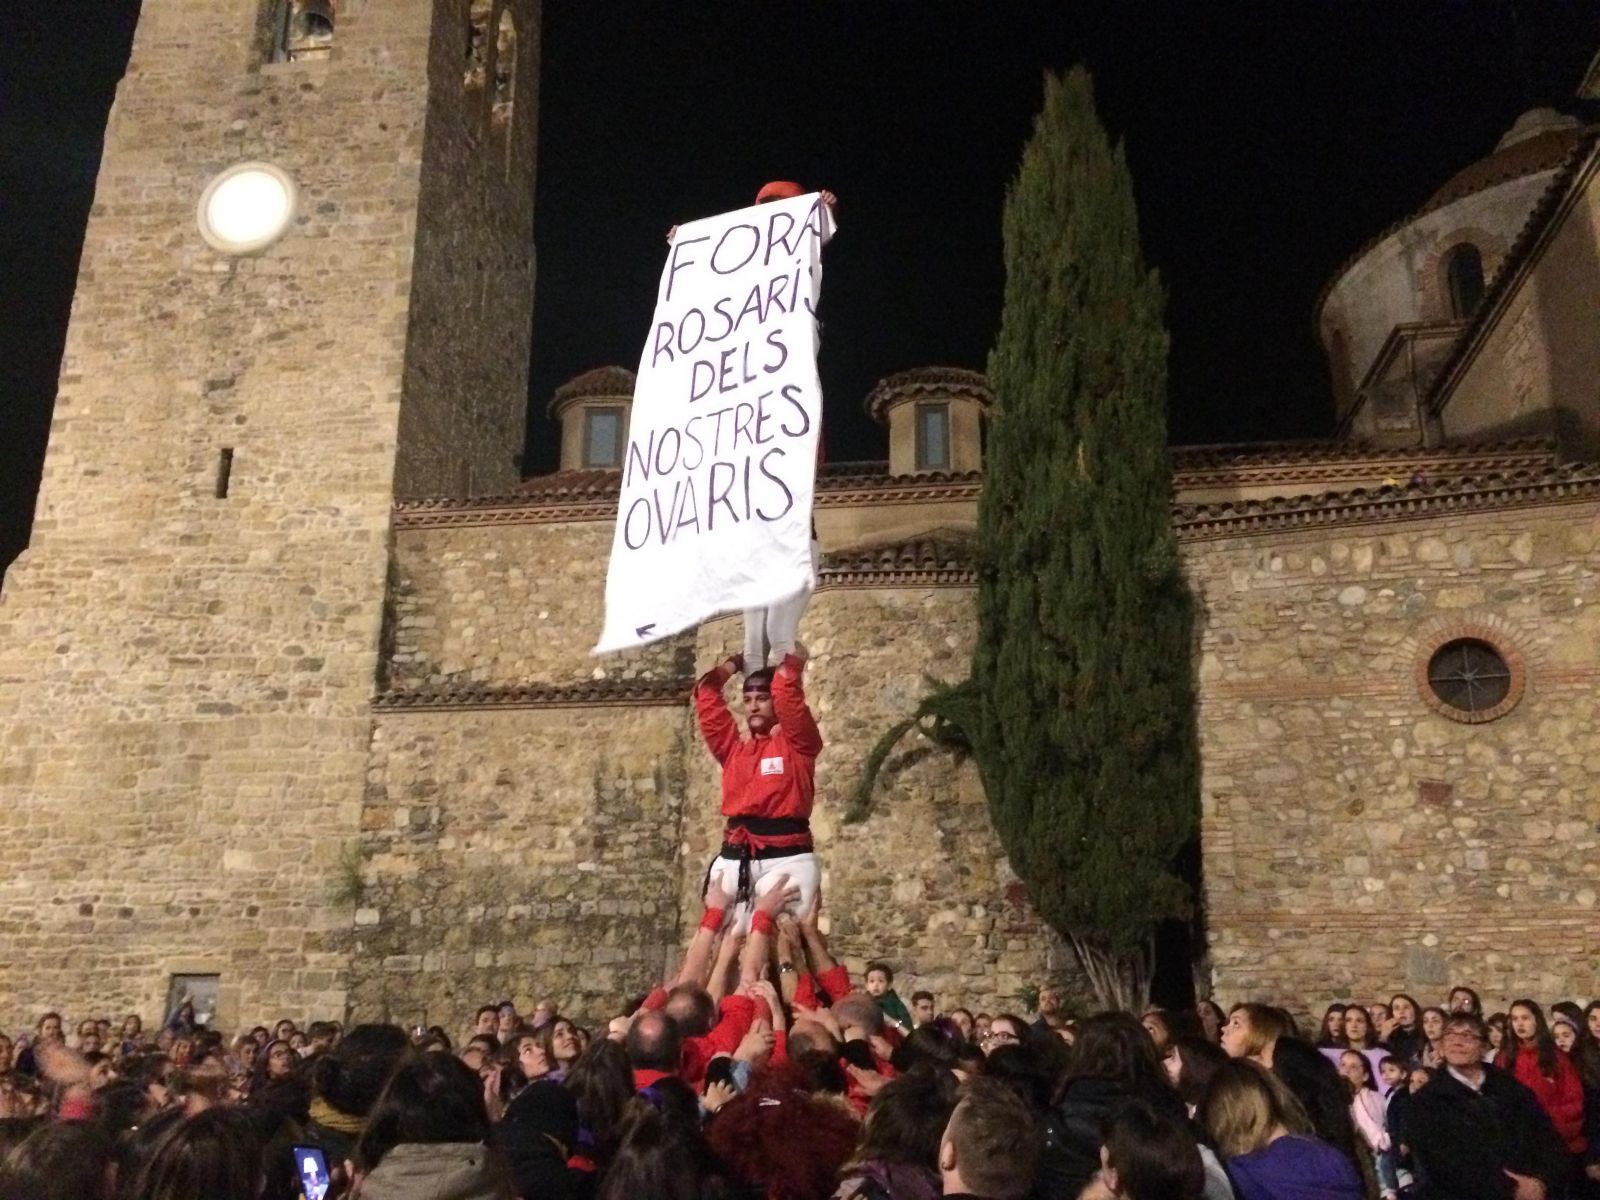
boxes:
[0,0,539,1024]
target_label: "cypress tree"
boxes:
[974,66,1198,1007]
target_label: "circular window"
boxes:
[197,162,297,254]
[1417,632,1525,724]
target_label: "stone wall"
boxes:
[385,519,688,691]
[349,704,687,1027]
[1189,499,1600,1012]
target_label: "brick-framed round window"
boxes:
[1414,625,1525,723]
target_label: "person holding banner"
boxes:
[695,645,823,932]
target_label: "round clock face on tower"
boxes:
[196,161,297,254]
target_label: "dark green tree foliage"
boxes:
[975,67,1198,999]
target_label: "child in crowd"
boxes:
[863,961,913,1033]
[1339,1049,1398,1200]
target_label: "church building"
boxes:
[0,3,1595,1027]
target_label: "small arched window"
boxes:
[493,11,517,127]
[1328,327,1354,414]
[464,0,492,90]
[1444,242,1485,319]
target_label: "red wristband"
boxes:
[751,910,776,936]
[700,907,725,932]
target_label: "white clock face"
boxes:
[197,162,297,254]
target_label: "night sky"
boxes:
[3,3,1598,568]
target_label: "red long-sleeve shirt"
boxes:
[640,989,757,1090]
[695,655,823,822]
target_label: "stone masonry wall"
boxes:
[349,705,687,1027]
[1190,500,1600,1013]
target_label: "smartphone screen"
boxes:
[293,1144,331,1200]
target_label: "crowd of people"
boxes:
[3,887,1599,1200]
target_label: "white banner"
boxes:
[594,192,834,653]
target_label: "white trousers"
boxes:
[742,540,821,667]
[706,850,819,935]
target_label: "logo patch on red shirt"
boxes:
[759,757,785,776]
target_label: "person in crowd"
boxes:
[980,1015,1028,1058]
[947,1009,976,1043]
[305,1023,412,1169]
[1366,1003,1391,1037]
[1196,1001,1227,1046]
[696,645,824,931]
[910,992,937,1029]
[1038,1011,1188,1198]
[596,1079,726,1200]
[346,1052,514,1199]
[834,1064,960,1200]
[1383,994,1424,1063]
[495,1002,518,1043]
[541,1017,584,1079]
[1497,998,1586,1156]
[1033,988,1068,1038]
[1419,1007,1448,1068]
[1449,987,1485,1017]
[250,1037,298,1096]
[1407,1013,1570,1200]
[1339,1049,1397,1199]
[1342,1005,1379,1054]
[935,1076,1042,1200]
[122,1106,263,1200]
[1489,1012,1510,1058]
[0,1119,117,1200]
[472,1006,498,1039]
[1199,1058,1363,1200]
[1078,1099,1208,1200]
[1316,1004,1348,1049]
[1165,1037,1227,1116]
[1221,1003,1365,1177]
[865,964,915,1034]
[1141,1010,1174,1055]
[706,1060,859,1200]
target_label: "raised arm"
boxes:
[772,653,822,758]
[694,655,744,763]
[675,876,733,989]
[741,876,800,984]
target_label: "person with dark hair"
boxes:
[865,963,914,1034]
[347,1052,513,1199]
[695,643,824,932]
[1316,1004,1348,1050]
[305,1022,412,1168]
[948,1009,976,1044]
[122,1106,264,1200]
[473,1006,499,1039]
[1082,1098,1207,1200]
[834,1064,961,1200]
[1407,1013,1570,1200]
[565,1037,636,1174]
[0,1119,116,1200]
[979,1015,1029,1058]
[598,1081,728,1200]
[1263,1034,1367,1182]
[1420,1007,1448,1068]
[1339,1049,1397,1199]
[910,992,937,1029]
[1199,1058,1361,1200]
[1164,1037,1228,1117]
[1038,1012,1187,1199]
[892,1021,964,1075]
[982,1043,1054,1115]
[1196,1002,1227,1046]
[939,1076,1042,1200]
[1448,987,1484,1018]
[1382,995,1424,1064]
[496,1077,582,1200]
[1497,998,1586,1156]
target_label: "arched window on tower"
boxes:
[270,0,334,62]
[464,0,492,90]
[492,11,518,128]
[1328,327,1354,416]
[1444,242,1485,319]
